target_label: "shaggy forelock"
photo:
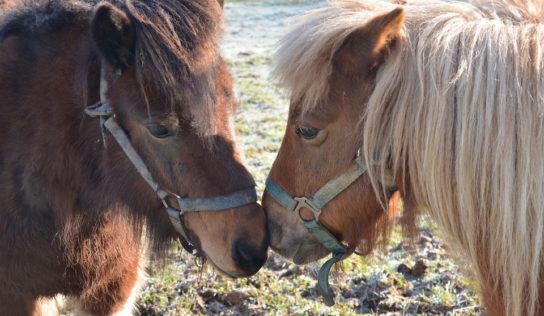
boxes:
[273,0,544,112]
[127,0,223,135]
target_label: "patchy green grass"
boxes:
[137,1,482,315]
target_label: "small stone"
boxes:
[419,235,432,245]
[427,250,440,260]
[249,279,261,289]
[300,288,313,298]
[402,289,413,297]
[397,263,412,274]
[199,290,216,303]
[175,283,189,295]
[344,298,360,308]
[279,269,294,278]
[352,276,366,284]
[412,260,428,277]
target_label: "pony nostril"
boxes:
[232,239,267,276]
[235,241,254,262]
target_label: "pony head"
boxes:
[263,2,404,264]
[90,0,267,277]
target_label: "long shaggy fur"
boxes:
[274,1,544,315]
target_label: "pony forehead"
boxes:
[273,0,544,113]
[273,0,384,113]
[126,0,223,135]
[0,0,223,136]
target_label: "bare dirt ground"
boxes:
[137,1,483,315]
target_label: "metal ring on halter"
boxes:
[293,197,322,222]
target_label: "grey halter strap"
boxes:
[85,67,258,254]
[265,152,397,306]
[265,154,366,306]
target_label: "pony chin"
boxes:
[292,241,330,264]
[271,238,330,265]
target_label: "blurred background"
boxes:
[138,1,481,315]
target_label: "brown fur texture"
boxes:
[0,1,267,315]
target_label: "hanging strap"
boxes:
[264,155,367,306]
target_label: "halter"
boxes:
[85,67,258,255]
[266,152,397,305]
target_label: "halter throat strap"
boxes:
[85,66,258,254]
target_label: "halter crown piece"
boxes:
[85,66,258,255]
[266,152,397,306]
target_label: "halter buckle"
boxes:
[293,197,322,221]
[85,101,113,118]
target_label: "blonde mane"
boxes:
[275,0,544,315]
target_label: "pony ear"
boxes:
[333,8,404,77]
[91,3,135,71]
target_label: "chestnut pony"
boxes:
[0,0,268,315]
[264,0,544,315]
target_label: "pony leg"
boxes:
[111,268,146,316]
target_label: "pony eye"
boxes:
[147,123,171,139]
[296,125,320,140]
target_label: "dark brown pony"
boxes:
[0,0,267,314]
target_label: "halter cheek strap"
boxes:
[85,66,258,255]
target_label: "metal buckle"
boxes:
[293,197,322,221]
[84,101,113,118]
